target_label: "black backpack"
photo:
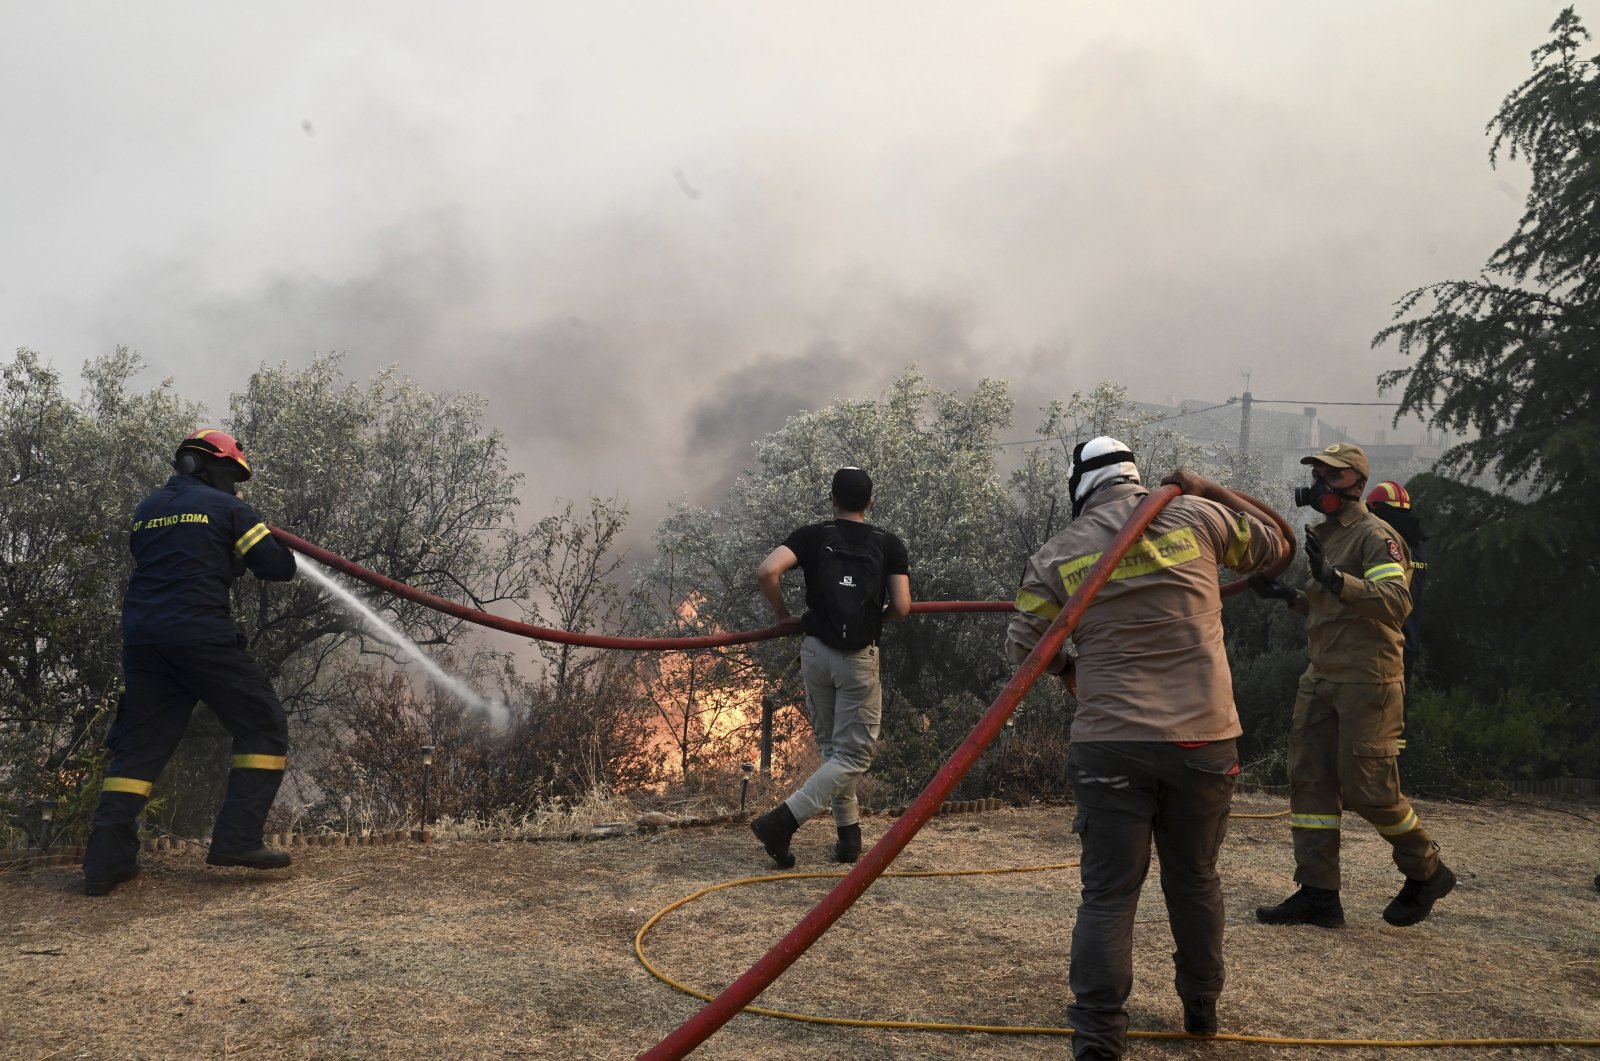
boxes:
[813,522,888,650]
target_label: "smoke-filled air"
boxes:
[4,4,1599,1058]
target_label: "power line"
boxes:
[992,396,1414,450]
[1250,399,1404,406]
[993,400,1239,448]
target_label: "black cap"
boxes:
[831,467,873,512]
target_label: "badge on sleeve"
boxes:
[1385,538,1404,564]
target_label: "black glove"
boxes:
[1304,529,1342,596]
[1248,572,1301,605]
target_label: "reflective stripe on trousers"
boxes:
[1288,675,1439,890]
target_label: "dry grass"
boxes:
[3,795,1598,1060]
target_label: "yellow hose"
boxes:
[635,856,1600,1049]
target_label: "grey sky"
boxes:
[0,1,1562,522]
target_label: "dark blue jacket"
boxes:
[122,475,297,645]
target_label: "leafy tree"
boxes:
[1373,7,1600,742]
[225,354,548,710]
[0,348,199,837]
[523,495,632,704]
[2,350,666,838]
[640,371,1254,800]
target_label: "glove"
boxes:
[1248,572,1301,605]
[1304,529,1342,596]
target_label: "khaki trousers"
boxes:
[784,636,882,827]
[1288,675,1439,891]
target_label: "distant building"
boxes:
[1271,406,1445,488]
[1131,397,1445,490]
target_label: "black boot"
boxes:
[1382,863,1456,926]
[833,823,862,864]
[83,790,146,895]
[211,761,285,855]
[84,867,141,897]
[206,846,292,870]
[750,803,798,868]
[1255,884,1345,928]
[1182,997,1218,1036]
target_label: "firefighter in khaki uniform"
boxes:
[1251,442,1455,928]
[1006,438,1289,1061]
[82,429,297,896]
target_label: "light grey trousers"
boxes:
[783,636,882,827]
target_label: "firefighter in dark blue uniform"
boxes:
[83,429,298,895]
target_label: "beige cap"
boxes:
[1300,442,1370,480]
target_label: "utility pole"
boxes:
[1235,370,1252,486]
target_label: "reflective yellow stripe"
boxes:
[1289,813,1341,830]
[1364,562,1405,583]
[1396,738,1408,750]
[1376,808,1419,836]
[234,522,271,555]
[1013,589,1061,621]
[1221,512,1251,569]
[231,753,287,771]
[1057,526,1202,595]
[103,776,154,797]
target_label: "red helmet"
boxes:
[176,428,252,480]
[1365,480,1409,509]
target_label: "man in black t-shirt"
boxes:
[750,467,911,867]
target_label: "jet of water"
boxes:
[297,557,510,730]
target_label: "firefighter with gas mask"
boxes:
[1249,442,1454,927]
[82,429,297,896]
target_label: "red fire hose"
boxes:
[637,485,1194,1059]
[270,485,1285,651]
[270,525,1018,647]
[637,485,1294,1057]
[271,485,1292,1058]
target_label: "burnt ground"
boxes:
[3,796,1599,1060]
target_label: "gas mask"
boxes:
[1294,476,1360,515]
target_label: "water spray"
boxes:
[297,558,510,729]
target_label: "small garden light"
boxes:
[739,761,754,814]
[420,745,434,839]
[39,798,56,851]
